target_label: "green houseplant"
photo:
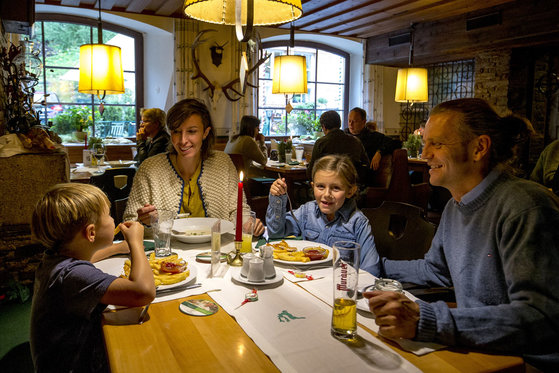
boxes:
[51,106,93,141]
[403,133,422,158]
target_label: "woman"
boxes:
[224,115,267,177]
[124,99,264,236]
[134,108,170,165]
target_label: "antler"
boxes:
[191,30,217,98]
[221,52,270,102]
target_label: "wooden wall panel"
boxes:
[365,0,559,67]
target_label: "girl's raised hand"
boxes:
[270,178,287,196]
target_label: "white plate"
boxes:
[93,255,197,291]
[106,160,135,168]
[268,240,333,266]
[172,218,234,244]
[232,271,284,286]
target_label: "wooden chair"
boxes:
[365,148,430,211]
[363,201,455,302]
[227,153,270,222]
[90,167,136,222]
[362,201,435,260]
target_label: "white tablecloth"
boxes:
[96,236,437,371]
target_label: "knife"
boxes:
[156,283,202,296]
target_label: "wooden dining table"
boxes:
[100,234,525,373]
[261,159,308,205]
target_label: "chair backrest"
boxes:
[90,167,137,220]
[113,197,129,225]
[362,201,435,260]
[228,153,245,174]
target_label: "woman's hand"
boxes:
[270,178,287,196]
[136,126,146,141]
[253,218,265,237]
[137,204,156,226]
[364,290,420,339]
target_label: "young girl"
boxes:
[30,183,155,373]
[266,154,380,275]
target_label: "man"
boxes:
[364,98,559,371]
[307,111,369,183]
[530,139,559,188]
[345,107,392,170]
[134,108,170,165]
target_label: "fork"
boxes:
[278,173,299,224]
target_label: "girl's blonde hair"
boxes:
[31,183,110,250]
[312,154,358,190]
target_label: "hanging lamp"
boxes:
[78,0,124,113]
[183,0,302,26]
[394,24,427,104]
[271,25,307,113]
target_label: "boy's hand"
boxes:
[364,290,420,339]
[270,178,287,196]
[137,204,156,225]
[120,221,144,249]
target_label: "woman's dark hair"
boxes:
[166,98,215,160]
[430,98,533,171]
[232,115,260,141]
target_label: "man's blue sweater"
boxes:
[384,168,559,369]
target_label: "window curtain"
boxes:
[174,19,257,137]
[363,63,384,132]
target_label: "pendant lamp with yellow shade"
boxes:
[394,24,428,105]
[184,0,302,26]
[78,0,124,114]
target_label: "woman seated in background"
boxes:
[124,99,264,236]
[134,108,170,165]
[224,115,268,177]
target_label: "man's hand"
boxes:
[364,290,420,339]
[371,151,382,170]
[270,178,287,196]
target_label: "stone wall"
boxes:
[474,49,511,116]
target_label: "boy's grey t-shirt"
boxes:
[30,251,117,372]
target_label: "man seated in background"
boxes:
[134,108,170,165]
[364,98,559,371]
[530,139,559,189]
[307,110,369,185]
[345,107,393,171]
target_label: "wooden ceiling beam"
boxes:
[365,0,559,67]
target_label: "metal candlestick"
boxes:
[227,241,244,266]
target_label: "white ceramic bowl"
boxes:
[171,217,234,244]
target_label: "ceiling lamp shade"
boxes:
[184,0,302,26]
[272,55,307,94]
[78,44,125,96]
[395,67,428,103]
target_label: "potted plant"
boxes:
[403,133,422,158]
[277,138,293,163]
[51,106,93,142]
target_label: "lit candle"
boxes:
[236,171,244,241]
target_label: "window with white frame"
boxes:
[31,15,142,142]
[258,41,349,137]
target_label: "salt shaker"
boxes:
[260,245,276,279]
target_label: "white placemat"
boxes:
[209,270,422,373]
[296,270,446,356]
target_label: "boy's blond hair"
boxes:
[32,183,110,250]
[312,154,358,190]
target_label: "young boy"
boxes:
[30,183,155,372]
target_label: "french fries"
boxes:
[269,241,329,262]
[121,253,190,286]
